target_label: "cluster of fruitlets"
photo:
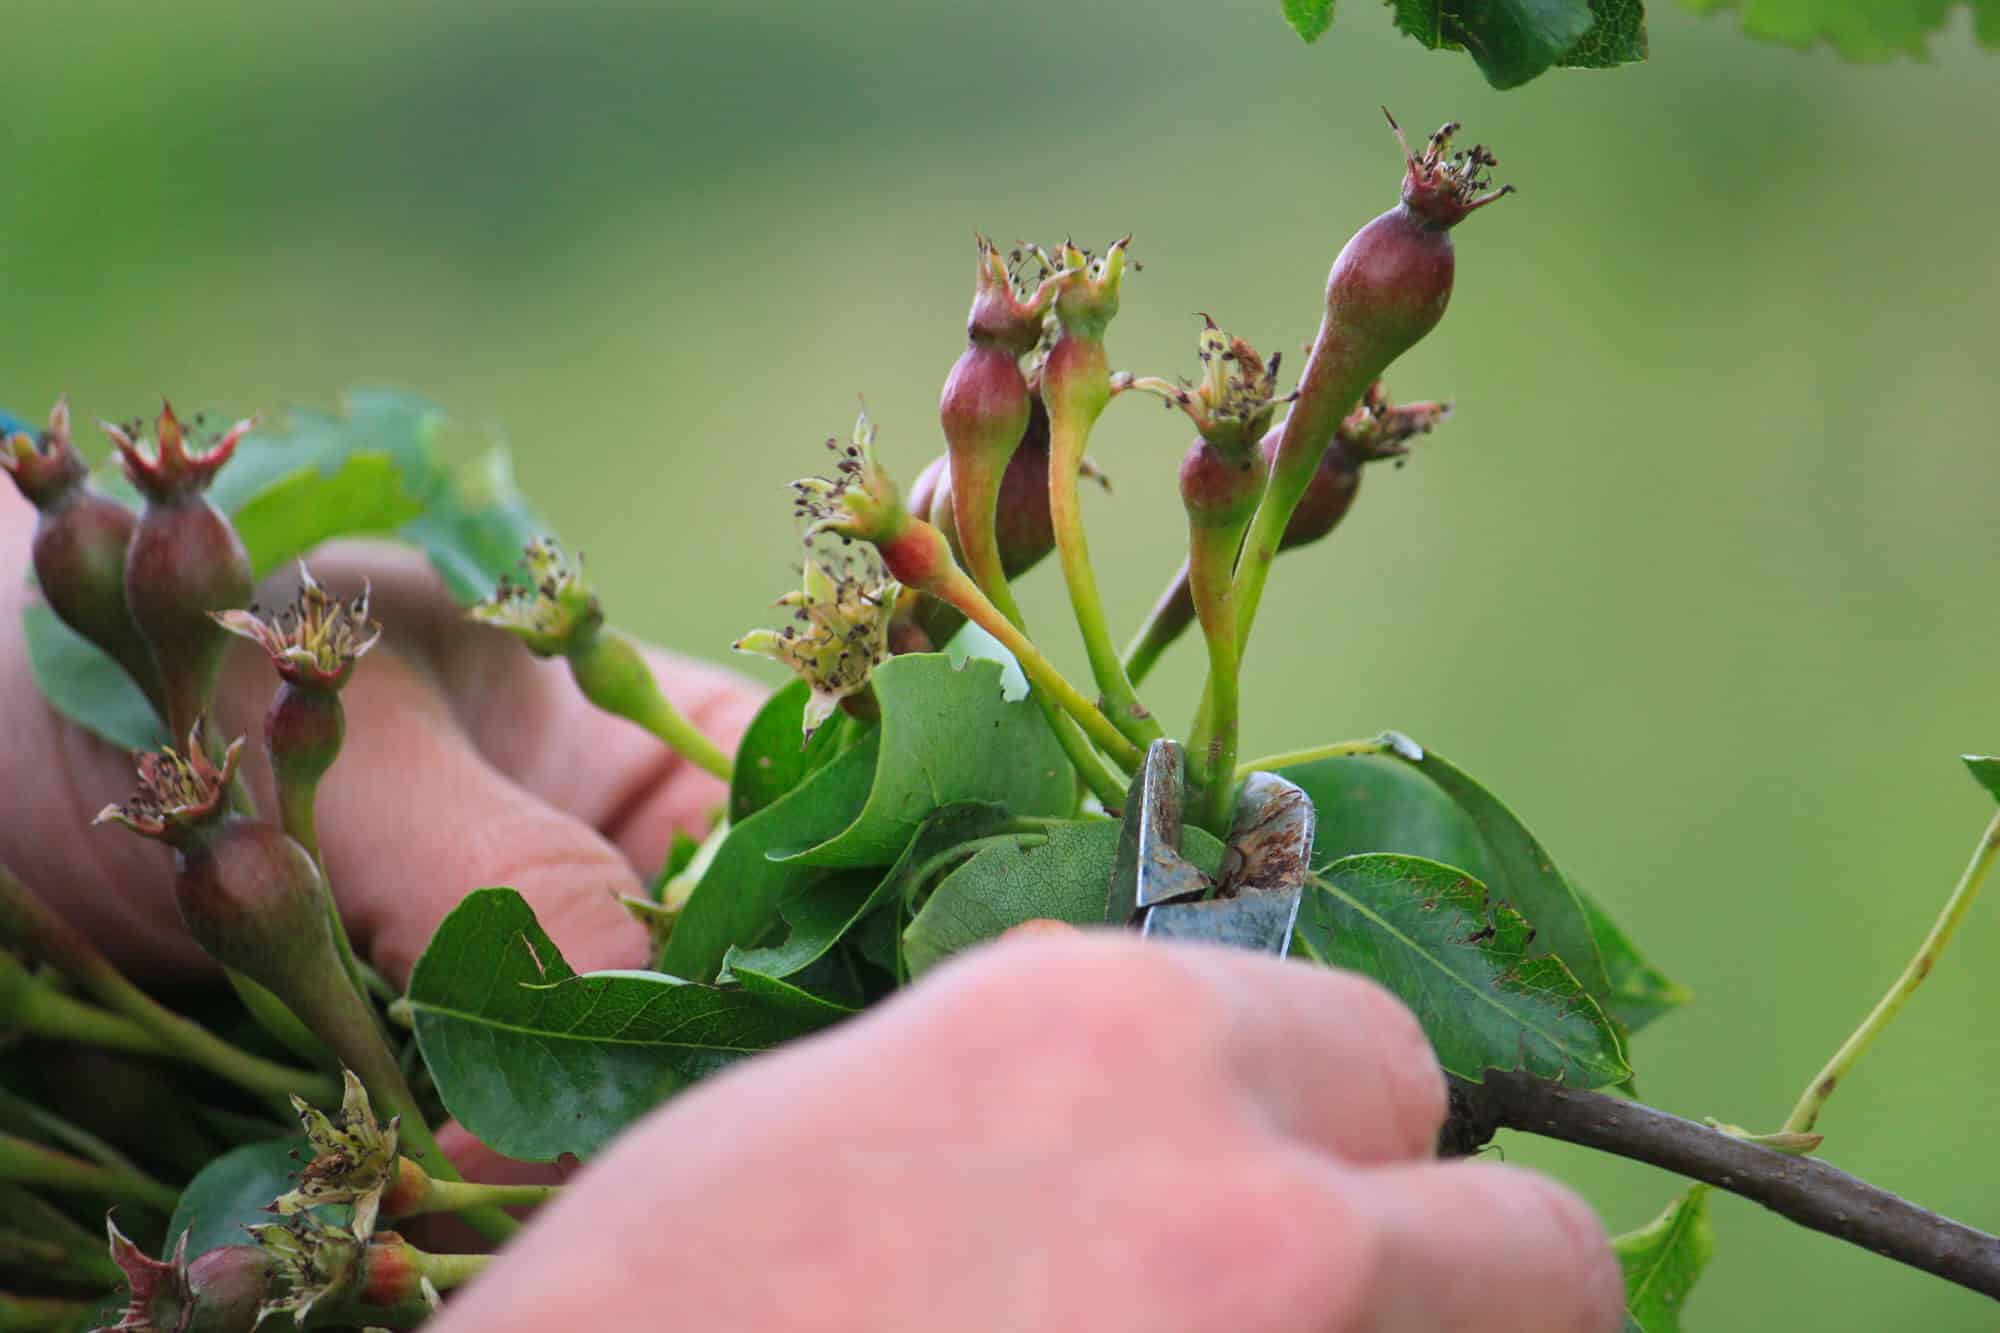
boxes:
[751,112,1499,829]
[0,112,1507,1330]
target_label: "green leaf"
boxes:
[647,829,703,902]
[721,869,878,983]
[164,1137,311,1257]
[1294,853,1631,1088]
[725,804,1010,982]
[780,654,1074,867]
[399,445,554,606]
[1564,0,1650,66]
[942,619,1029,700]
[658,730,882,982]
[903,820,1228,979]
[1677,0,1997,61]
[730,963,861,1025]
[1962,754,2000,804]
[230,452,424,575]
[1389,0,1593,86]
[208,389,445,519]
[1614,1185,1715,1331]
[23,603,165,751]
[409,888,841,1161]
[1288,748,1680,1024]
[727,678,852,823]
[1281,748,1626,1004]
[1285,0,1339,40]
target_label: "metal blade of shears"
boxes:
[1103,739,1208,926]
[1106,740,1315,957]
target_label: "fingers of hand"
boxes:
[1341,1159,1626,1333]
[910,932,1446,1166]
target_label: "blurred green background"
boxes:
[5,0,1997,1324]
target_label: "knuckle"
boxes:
[926,935,1214,1092]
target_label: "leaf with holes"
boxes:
[1293,853,1630,1088]
[1279,744,1688,1036]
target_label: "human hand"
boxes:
[429,932,1623,1332]
[0,491,761,987]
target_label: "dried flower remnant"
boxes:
[1390,111,1514,226]
[736,525,899,743]
[468,537,734,781]
[93,723,244,848]
[467,537,601,657]
[274,1069,410,1239]
[1,396,89,502]
[214,565,381,691]
[789,409,912,553]
[1123,316,1287,456]
[248,1215,364,1327]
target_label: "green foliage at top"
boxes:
[1282,0,1647,87]
[1282,0,1994,87]
[1680,0,1998,60]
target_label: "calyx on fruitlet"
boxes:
[92,722,242,849]
[213,564,381,693]
[1,397,162,705]
[791,410,951,592]
[102,1220,271,1333]
[1125,315,1286,457]
[734,531,899,740]
[467,537,601,657]
[273,1070,415,1240]
[106,401,256,741]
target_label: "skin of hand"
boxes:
[429,932,1624,1333]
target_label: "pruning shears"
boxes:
[1103,739,1315,955]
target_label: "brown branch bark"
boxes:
[1443,1071,2000,1303]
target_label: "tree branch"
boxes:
[1443,1071,2000,1303]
